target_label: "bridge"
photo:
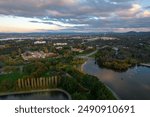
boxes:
[140,63,150,67]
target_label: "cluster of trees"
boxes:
[95,47,138,71]
[80,75,116,100]
[59,67,116,100]
[129,45,150,63]
[23,61,48,78]
[0,79,15,92]
[3,66,20,73]
[0,72,23,92]
[0,55,23,66]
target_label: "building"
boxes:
[101,37,118,40]
[71,48,84,53]
[87,46,94,49]
[53,43,67,46]
[34,41,46,45]
[21,51,57,60]
[55,47,63,50]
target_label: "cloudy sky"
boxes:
[0,0,150,32]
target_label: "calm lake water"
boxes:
[0,91,69,100]
[83,59,150,100]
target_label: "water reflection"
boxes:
[83,59,150,100]
[0,91,69,100]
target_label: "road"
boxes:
[76,49,98,59]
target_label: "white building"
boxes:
[53,43,67,46]
[72,48,84,53]
[34,41,46,44]
[55,47,63,50]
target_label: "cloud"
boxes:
[0,0,79,18]
[0,0,149,32]
[146,6,150,9]
[0,0,133,18]
[109,0,135,3]
[116,4,142,18]
[30,20,88,27]
[142,10,150,17]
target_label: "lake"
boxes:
[83,58,150,100]
[0,90,70,100]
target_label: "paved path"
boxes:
[76,50,98,59]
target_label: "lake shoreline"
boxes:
[81,58,120,100]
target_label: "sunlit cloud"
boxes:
[143,10,150,17]
[116,4,142,19]
[0,16,65,32]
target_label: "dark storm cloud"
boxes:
[0,0,149,32]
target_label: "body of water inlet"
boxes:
[83,58,150,100]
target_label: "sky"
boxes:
[0,0,150,33]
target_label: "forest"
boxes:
[95,47,138,71]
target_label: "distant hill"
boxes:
[0,31,150,38]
